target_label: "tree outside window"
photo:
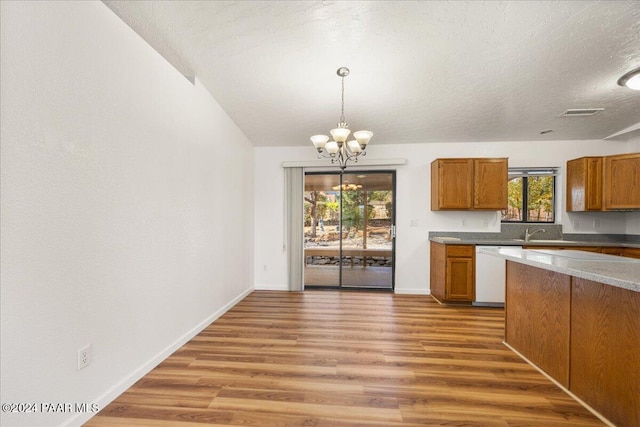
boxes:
[502,173,555,223]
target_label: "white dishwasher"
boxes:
[474,246,521,307]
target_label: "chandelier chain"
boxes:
[340,75,346,125]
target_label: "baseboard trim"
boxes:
[472,301,505,308]
[255,284,288,291]
[256,285,428,294]
[394,288,430,295]
[66,286,255,427]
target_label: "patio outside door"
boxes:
[303,171,395,290]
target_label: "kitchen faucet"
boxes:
[524,228,546,242]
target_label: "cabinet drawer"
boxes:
[446,245,474,257]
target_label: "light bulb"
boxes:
[330,128,351,143]
[353,130,372,148]
[625,73,640,90]
[326,141,339,155]
[348,140,362,153]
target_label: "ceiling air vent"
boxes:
[560,108,604,117]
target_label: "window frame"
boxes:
[502,168,557,224]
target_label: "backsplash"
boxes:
[500,223,562,240]
[429,223,640,243]
[429,224,561,241]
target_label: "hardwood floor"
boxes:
[85,291,604,426]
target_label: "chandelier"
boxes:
[331,182,363,191]
[310,67,373,170]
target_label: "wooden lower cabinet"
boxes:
[506,261,640,427]
[430,242,474,303]
[601,247,625,256]
[446,256,474,300]
[622,247,640,259]
[505,262,571,386]
[570,278,640,427]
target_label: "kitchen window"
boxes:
[501,168,557,223]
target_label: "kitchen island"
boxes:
[479,247,639,427]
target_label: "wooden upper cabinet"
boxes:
[431,158,507,210]
[431,158,473,209]
[566,157,603,211]
[603,153,640,210]
[474,158,508,210]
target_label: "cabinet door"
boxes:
[505,262,571,387]
[429,242,446,300]
[604,153,640,210]
[473,158,508,209]
[566,157,602,211]
[446,257,474,301]
[431,159,473,210]
[570,278,640,427]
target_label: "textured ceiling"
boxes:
[103,1,640,147]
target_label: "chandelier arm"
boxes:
[342,142,351,157]
[317,151,338,161]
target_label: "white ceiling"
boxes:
[103,1,640,147]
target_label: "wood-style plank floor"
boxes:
[85,291,604,426]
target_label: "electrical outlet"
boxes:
[593,219,601,229]
[78,345,91,370]
[573,219,580,229]
[461,219,466,226]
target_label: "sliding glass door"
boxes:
[303,171,395,290]
[303,173,341,289]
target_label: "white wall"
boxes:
[254,140,638,294]
[0,2,254,426]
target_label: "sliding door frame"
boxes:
[303,170,396,291]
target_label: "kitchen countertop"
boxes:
[430,236,640,248]
[478,247,640,292]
